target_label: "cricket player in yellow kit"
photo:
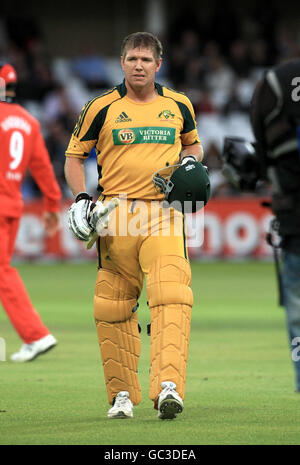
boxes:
[65,32,204,420]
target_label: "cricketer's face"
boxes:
[121,47,162,90]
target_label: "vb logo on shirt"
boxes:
[117,129,136,144]
[113,127,175,145]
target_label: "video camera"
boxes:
[221,136,262,192]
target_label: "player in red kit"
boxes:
[0,62,62,361]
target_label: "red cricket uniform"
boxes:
[0,101,61,343]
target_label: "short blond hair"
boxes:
[121,32,163,62]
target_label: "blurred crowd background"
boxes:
[1,0,299,201]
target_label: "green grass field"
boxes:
[0,260,299,445]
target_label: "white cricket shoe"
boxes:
[107,391,133,419]
[10,334,57,362]
[157,381,183,419]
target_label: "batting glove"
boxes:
[68,192,96,241]
[89,201,109,235]
[181,156,209,174]
[180,155,197,165]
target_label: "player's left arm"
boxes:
[179,95,204,164]
[180,142,204,163]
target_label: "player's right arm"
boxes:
[28,122,62,236]
[64,157,86,196]
[65,98,109,241]
[29,123,61,208]
[65,159,109,243]
[64,96,103,196]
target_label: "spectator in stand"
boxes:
[71,43,110,90]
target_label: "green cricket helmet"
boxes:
[152,160,211,213]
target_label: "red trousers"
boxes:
[0,216,49,343]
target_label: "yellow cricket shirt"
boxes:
[65,81,200,199]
